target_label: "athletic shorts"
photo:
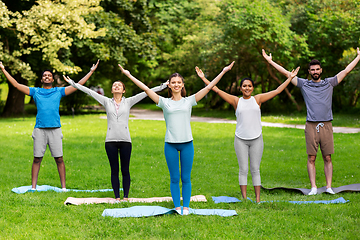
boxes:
[32,128,63,158]
[304,121,334,156]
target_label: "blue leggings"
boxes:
[164,141,194,208]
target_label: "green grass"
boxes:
[1,115,360,239]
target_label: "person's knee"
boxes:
[33,157,43,164]
[307,155,316,164]
[323,155,332,163]
[54,157,64,164]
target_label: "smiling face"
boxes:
[240,80,254,99]
[41,71,54,85]
[169,76,184,93]
[308,64,322,81]
[111,81,125,94]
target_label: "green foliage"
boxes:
[0,115,360,238]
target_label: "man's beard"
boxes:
[311,73,321,80]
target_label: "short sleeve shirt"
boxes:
[29,87,66,128]
[297,76,338,122]
[157,95,197,143]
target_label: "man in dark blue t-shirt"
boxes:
[262,48,360,195]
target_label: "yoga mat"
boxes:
[212,196,349,204]
[102,206,237,218]
[12,185,118,194]
[261,183,360,195]
[64,195,207,205]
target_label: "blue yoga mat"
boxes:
[12,185,120,194]
[102,206,237,218]
[212,196,349,204]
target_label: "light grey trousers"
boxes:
[234,134,263,186]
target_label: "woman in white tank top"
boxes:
[196,65,299,202]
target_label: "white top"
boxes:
[235,96,262,140]
[68,80,166,142]
[157,95,197,143]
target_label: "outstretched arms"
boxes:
[118,64,160,104]
[0,61,30,95]
[194,61,235,102]
[254,67,300,105]
[195,66,239,110]
[336,47,360,84]
[65,60,100,96]
[262,49,298,86]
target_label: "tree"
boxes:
[0,0,105,116]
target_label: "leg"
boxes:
[323,154,332,189]
[54,157,66,189]
[119,142,132,199]
[31,157,43,189]
[105,142,121,199]
[164,143,181,208]
[249,135,263,203]
[307,155,317,188]
[179,142,194,208]
[234,136,249,199]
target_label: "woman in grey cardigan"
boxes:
[63,74,167,200]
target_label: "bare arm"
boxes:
[254,67,300,105]
[195,66,239,110]
[118,64,160,104]
[262,49,298,86]
[336,47,360,84]
[65,60,100,95]
[195,61,235,102]
[0,61,30,95]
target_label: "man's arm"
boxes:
[336,47,360,84]
[0,61,30,95]
[65,60,100,96]
[262,49,298,86]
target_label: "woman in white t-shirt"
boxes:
[118,62,234,215]
[196,65,299,202]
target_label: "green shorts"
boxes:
[304,121,334,156]
[32,128,63,158]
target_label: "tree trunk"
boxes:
[1,73,28,117]
[265,62,302,111]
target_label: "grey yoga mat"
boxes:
[261,183,360,195]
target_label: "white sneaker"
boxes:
[308,187,317,195]
[326,188,335,194]
[175,209,182,215]
[183,209,189,215]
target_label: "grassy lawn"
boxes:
[1,114,359,239]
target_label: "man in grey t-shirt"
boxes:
[262,47,360,195]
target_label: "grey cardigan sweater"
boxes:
[68,80,166,142]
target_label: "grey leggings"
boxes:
[234,134,263,186]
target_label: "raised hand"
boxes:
[290,67,300,78]
[118,64,131,76]
[195,66,205,79]
[0,61,4,70]
[90,59,100,72]
[262,49,272,62]
[62,75,73,84]
[223,61,235,72]
[357,47,360,55]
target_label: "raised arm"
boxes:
[194,61,235,102]
[65,60,100,96]
[262,49,298,86]
[336,47,360,84]
[0,61,30,95]
[254,67,300,106]
[195,66,239,110]
[118,64,160,104]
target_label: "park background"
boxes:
[0,0,360,239]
